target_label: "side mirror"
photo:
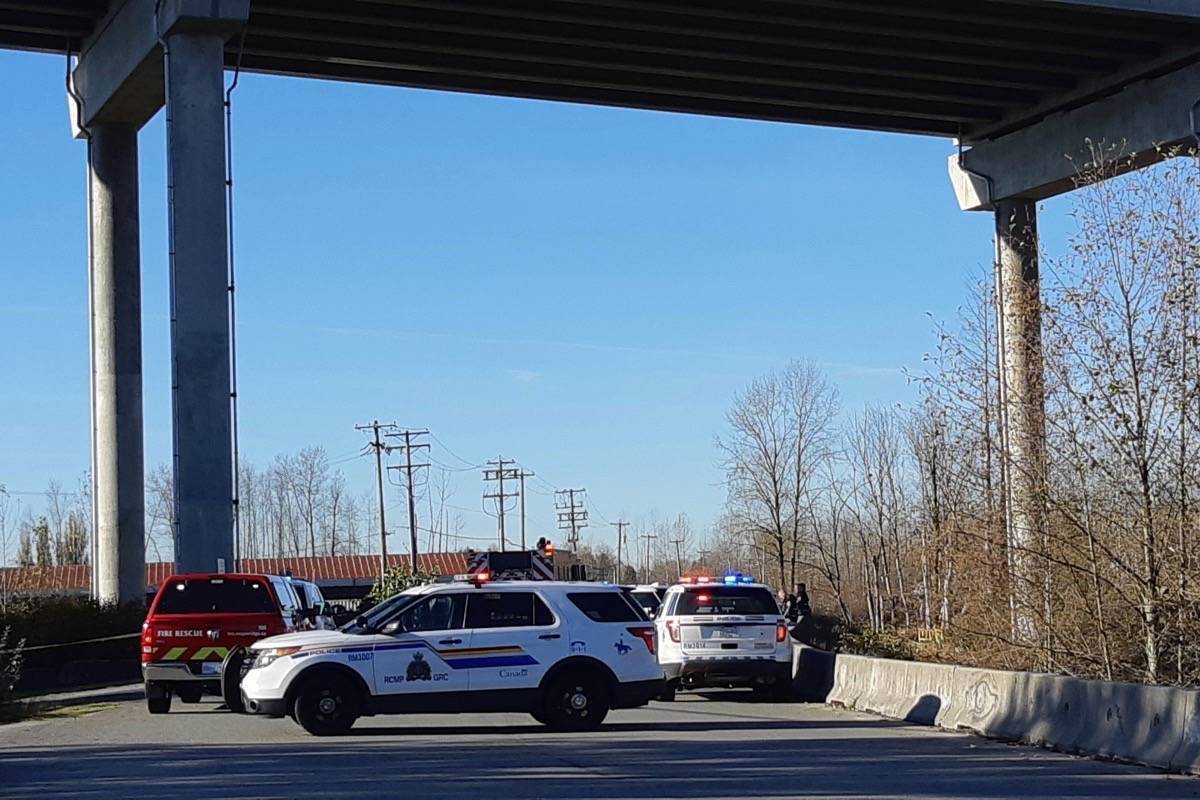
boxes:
[381,620,405,636]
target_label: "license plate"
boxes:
[201,662,222,675]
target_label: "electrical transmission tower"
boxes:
[354,419,398,579]
[555,488,588,552]
[482,457,520,551]
[385,429,429,572]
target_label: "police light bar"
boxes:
[453,571,491,586]
[680,573,756,585]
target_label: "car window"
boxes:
[156,577,277,614]
[395,593,466,632]
[676,586,776,615]
[271,578,299,613]
[465,592,555,629]
[569,591,646,623]
[292,582,312,612]
[342,589,422,633]
[631,591,661,614]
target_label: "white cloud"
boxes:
[505,368,541,383]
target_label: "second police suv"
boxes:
[239,559,663,735]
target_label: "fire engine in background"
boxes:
[466,538,557,581]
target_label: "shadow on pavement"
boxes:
[3,720,1198,800]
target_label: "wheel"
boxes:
[540,672,610,732]
[221,647,247,713]
[176,686,203,704]
[146,681,172,714]
[293,673,360,736]
[657,681,677,702]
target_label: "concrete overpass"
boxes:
[2,0,1198,602]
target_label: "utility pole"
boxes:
[483,457,519,551]
[386,429,429,572]
[555,488,588,552]
[355,419,398,579]
[518,469,534,550]
[671,537,685,578]
[639,532,657,582]
[611,520,628,583]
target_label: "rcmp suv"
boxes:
[655,575,792,700]
[141,573,303,713]
[239,578,663,735]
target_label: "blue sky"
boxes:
[0,49,1078,550]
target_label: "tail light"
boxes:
[627,626,656,655]
[776,621,787,642]
[665,620,680,643]
[141,622,155,663]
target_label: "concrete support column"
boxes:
[165,33,233,573]
[89,123,146,605]
[995,198,1046,635]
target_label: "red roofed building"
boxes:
[0,552,471,601]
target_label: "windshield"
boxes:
[676,586,778,616]
[339,589,423,634]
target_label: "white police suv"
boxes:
[238,577,664,735]
[655,574,792,701]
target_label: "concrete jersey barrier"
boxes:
[826,652,1200,774]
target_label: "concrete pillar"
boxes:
[165,32,233,573]
[995,198,1046,635]
[89,123,146,605]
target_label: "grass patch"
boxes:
[0,701,115,725]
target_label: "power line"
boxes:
[555,488,588,552]
[429,432,484,469]
[482,457,520,552]
[385,429,429,572]
[611,520,629,582]
[639,531,658,581]
[671,537,686,577]
[355,419,399,579]
[517,469,534,551]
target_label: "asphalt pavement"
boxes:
[1,690,1197,799]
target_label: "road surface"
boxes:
[1,690,1197,799]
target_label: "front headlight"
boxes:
[252,646,302,669]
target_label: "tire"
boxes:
[146,681,172,714]
[176,686,203,704]
[540,671,610,732]
[293,673,360,736]
[221,647,247,713]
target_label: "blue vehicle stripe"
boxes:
[292,640,539,668]
[445,654,538,669]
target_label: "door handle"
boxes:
[538,634,561,640]
[438,638,462,645]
